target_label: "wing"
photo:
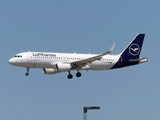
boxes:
[71,43,116,68]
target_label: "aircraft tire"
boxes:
[76,72,82,77]
[25,73,29,76]
[68,74,73,79]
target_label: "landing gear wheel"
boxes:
[25,68,30,76]
[67,74,73,79]
[76,72,82,77]
[25,73,29,76]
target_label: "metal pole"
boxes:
[83,108,87,120]
[83,106,100,120]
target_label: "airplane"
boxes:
[9,33,149,79]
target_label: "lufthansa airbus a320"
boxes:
[9,34,149,79]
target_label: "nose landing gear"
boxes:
[25,68,30,76]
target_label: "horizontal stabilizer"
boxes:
[129,57,150,62]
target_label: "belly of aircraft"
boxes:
[87,62,115,70]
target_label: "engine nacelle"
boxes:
[56,63,71,72]
[43,68,57,75]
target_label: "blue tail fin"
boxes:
[120,33,145,60]
[112,33,145,69]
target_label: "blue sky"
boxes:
[0,0,159,120]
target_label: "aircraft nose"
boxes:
[9,58,15,65]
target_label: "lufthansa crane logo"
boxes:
[129,44,140,56]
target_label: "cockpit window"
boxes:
[15,55,22,58]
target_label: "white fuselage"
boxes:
[9,52,120,71]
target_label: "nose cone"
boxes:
[9,58,15,65]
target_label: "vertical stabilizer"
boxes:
[120,33,145,60]
[112,33,145,69]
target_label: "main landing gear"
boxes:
[76,71,81,77]
[67,71,82,79]
[25,68,30,76]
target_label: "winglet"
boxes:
[108,43,116,53]
[101,43,116,56]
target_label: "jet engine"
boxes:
[43,68,57,75]
[56,63,71,72]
